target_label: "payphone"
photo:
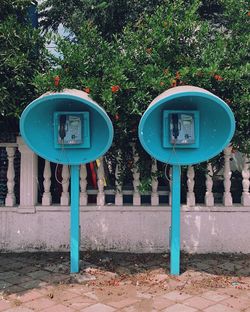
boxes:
[54,112,90,148]
[20,89,114,274]
[163,110,199,148]
[139,86,235,275]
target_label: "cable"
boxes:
[164,140,182,183]
[54,139,71,185]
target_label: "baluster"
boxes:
[60,165,69,205]
[42,160,52,206]
[97,157,105,206]
[5,147,16,206]
[132,146,141,206]
[0,148,7,206]
[80,164,88,205]
[169,166,172,205]
[115,151,123,205]
[205,162,214,206]
[241,155,250,206]
[151,159,159,206]
[17,137,38,210]
[187,165,195,206]
[223,146,233,206]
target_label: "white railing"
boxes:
[0,137,249,209]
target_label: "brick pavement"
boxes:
[0,252,249,311]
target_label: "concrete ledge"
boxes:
[1,205,250,253]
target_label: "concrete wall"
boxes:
[1,205,250,253]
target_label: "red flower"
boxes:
[214,74,223,81]
[84,87,91,94]
[146,48,152,54]
[247,12,250,16]
[115,114,120,121]
[111,85,120,93]
[171,79,177,87]
[160,81,165,86]
[54,75,60,87]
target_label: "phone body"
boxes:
[54,112,90,149]
[163,110,199,148]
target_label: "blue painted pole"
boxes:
[70,165,80,273]
[170,165,181,275]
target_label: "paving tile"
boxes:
[152,296,175,310]
[0,259,19,266]
[128,298,154,311]
[0,299,12,311]
[43,264,69,274]
[39,273,69,284]
[201,291,230,302]
[67,285,91,296]
[219,287,247,297]
[5,275,32,285]
[192,262,210,270]
[41,304,75,312]
[162,303,198,312]
[136,291,153,299]
[17,267,38,274]
[80,303,116,312]
[3,262,24,270]
[0,280,13,290]
[237,267,250,275]
[12,289,43,303]
[26,270,50,279]
[108,297,139,308]
[121,306,157,312]
[52,290,79,302]
[3,308,33,312]
[183,295,214,309]
[18,279,43,290]
[36,285,56,296]
[204,303,240,312]
[163,291,192,302]
[0,272,20,280]
[3,285,25,294]
[220,296,250,310]
[218,262,239,272]
[83,292,99,301]
[24,297,56,310]
[64,295,96,309]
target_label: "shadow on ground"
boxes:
[0,251,249,297]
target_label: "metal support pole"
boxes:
[70,165,80,273]
[170,165,181,275]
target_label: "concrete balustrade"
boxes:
[0,137,249,253]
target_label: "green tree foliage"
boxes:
[39,0,163,39]
[0,0,48,118]
[34,0,250,184]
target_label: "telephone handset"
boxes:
[171,114,180,140]
[59,115,67,141]
[170,113,195,144]
[57,114,82,145]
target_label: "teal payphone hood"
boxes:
[20,89,114,165]
[138,86,235,165]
